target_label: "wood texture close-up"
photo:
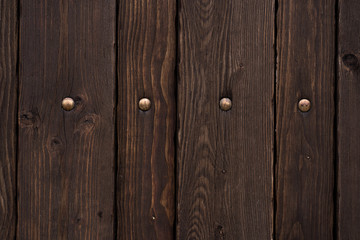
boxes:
[18,0,116,238]
[1,0,360,239]
[117,0,176,239]
[0,0,18,238]
[276,0,335,239]
[177,0,274,239]
[337,0,360,239]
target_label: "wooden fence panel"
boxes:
[177,0,274,239]
[1,1,359,239]
[18,1,116,238]
[117,0,176,239]
[0,0,18,238]
[338,0,360,239]
[276,0,335,239]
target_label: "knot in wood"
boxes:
[19,110,40,128]
[342,54,359,70]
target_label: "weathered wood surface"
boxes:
[338,0,360,239]
[0,0,18,238]
[1,1,360,239]
[18,0,116,238]
[177,0,274,239]
[276,0,335,239]
[117,0,176,239]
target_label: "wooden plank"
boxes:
[276,0,335,239]
[337,1,360,239]
[18,1,116,238]
[0,0,18,238]
[177,0,274,239]
[117,0,176,239]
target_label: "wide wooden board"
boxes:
[18,1,116,238]
[177,0,275,239]
[276,0,335,239]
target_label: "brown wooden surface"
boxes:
[117,0,176,239]
[276,0,335,239]
[1,2,360,239]
[18,0,116,238]
[338,0,360,239]
[177,0,274,239]
[0,0,18,238]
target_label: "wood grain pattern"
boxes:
[276,0,335,239]
[177,0,274,239]
[0,0,18,238]
[18,0,116,238]
[337,1,360,239]
[117,0,176,239]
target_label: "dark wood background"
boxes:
[0,0,358,239]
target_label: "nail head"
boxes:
[220,98,232,111]
[139,98,151,111]
[62,97,75,111]
[298,99,311,112]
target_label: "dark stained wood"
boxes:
[117,0,176,239]
[276,0,335,239]
[177,0,274,239]
[18,0,116,238]
[0,0,18,238]
[337,1,360,239]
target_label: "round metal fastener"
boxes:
[139,98,151,111]
[220,98,232,111]
[62,97,75,111]
[298,99,311,112]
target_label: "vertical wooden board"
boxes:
[338,1,360,239]
[177,0,274,239]
[276,0,335,239]
[18,0,116,239]
[117,0,176,239]
[0,0,18,238]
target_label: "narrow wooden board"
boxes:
[276,0,335,239]
[117,0,176,239]
[177,0,274,239]
[337,1,360,239]
[0,0,18,238]
[18,1,116,238]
